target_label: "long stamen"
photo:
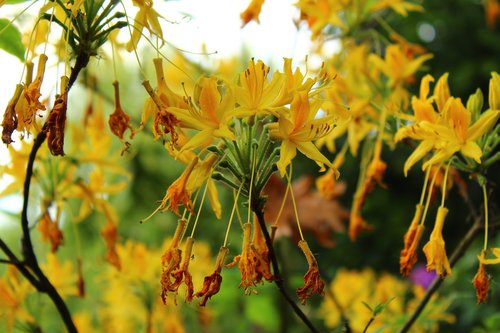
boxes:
[419,164,442,226]
[482,184,489,251]
[190,183,209,239]
[223,182,245,247]
[440,161,451,207]
[287,164,305,241]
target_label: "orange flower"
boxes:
[297,240,325,304]
[170,237,195,302]
[349,157,386,241]
[38,210,64,253]
[146,157,198,220]
[473,251,489,304]
[21,54,48,130]
[1,84,22,144]
[422,207,452,278]
[240,0,265,27]
[226,223,259,294]
[195,246,228,306]
[108,81,133,141]
[101,220,121,270]
[160,219,186,304]
[251,219,274,283]
[399,204,425,276]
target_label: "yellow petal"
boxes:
[276,140,297,176]
[467,109,500,141]
[296,141,332,171]
[489,72,500,110]
[403,140,434,176]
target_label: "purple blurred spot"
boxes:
[410,264,437,289]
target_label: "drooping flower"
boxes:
[149,157,198,218]
[195,246,228,306]
[1,84,23,144]
[160,219,186,304]
[170,237,195,302]
[400,204,425,276]
[45,76,69,156]
[108,81,133,141]
[296,240,325,304]
[422,207,452,278]
[101,220,121,270]
[38,209,64,253]
[226,223,259,294]
[473,251,489,304]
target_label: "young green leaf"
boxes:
[0,18,25,61]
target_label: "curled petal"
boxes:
[296,240,325,304]
[195,246,228,306]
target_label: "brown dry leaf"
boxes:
[263,174,348,247]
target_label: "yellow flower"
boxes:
[126,0,163,51]
[168,77,236,152]
[422,206,452,278]
[234,59,287,116]
[240,0,265,26]
[369,0,424,16]
[489,71,500,110]
[41,253,79,298]
[0,267,34,333]
[150,157,198,217]
[269,90,334,176]
[419,97,499,170]
[369,44,433,88]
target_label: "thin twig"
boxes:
[253,205,320,333]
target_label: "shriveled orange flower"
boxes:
[45,76,69,156]
[251,219,274,283]
[423,206,452,278]
[170,237,195,302]
[109,81,133,141]
[473,251,489,304]
[240,0,265,26]
[195,246,228,306]
[1,84,23,144]
[38,209,64,253]
[226,223,258,294]
[101,220,121,270]
[19,54,48,131]
[400,204,425,276]
[160,219,186,304]
[297,240,325,304]
[349,157,386,240]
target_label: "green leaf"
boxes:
[4,0,33,4]
[0,19,25,61]
[372,297,395,317]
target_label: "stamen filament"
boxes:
[190,183,209,239]
[482,184,489,251]
[419,164,441,226]
[287,164,305,241]
[440,161,451,207]
[223,182,244,247]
